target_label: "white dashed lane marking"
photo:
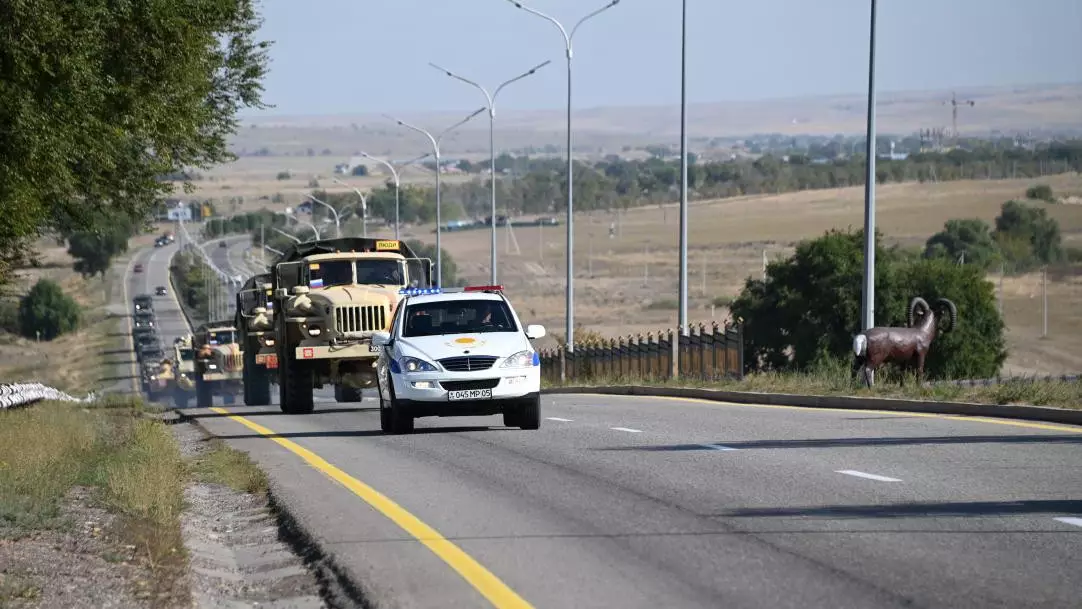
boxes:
[1053,517,1082,528]
[835,470,902,482]
[611,427,643,434]
[698,443,739,451]
[546,417,573,422]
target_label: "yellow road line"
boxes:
[208,407,534,609]
[601,394,1082,434]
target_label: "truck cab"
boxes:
[192,321,244,407]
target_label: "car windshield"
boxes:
[402,299,518,337]
[206,330,236,344]
[308,260,353,288]
[356,260,404,286]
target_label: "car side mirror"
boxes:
[525,324,546,340]
[371,331,391,347]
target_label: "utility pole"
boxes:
[861,0,879,331]
[1042,266,1048,338]
[944,91,975,142]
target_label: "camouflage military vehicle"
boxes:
[192,320,244,408]
[132,294,154,314]
[270,237,432,414]
[235,273,275,406]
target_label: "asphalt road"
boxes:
[123,239,1082,609]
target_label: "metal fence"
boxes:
[0,383,96,410]
[539,322,744,384]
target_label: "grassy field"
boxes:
[430,174,1082,374]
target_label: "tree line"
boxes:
[296,140,1082,227]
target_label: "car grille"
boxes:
[438,356,498,372]
[334,305,386,334]
[439,379,500,391]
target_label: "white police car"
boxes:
[371,285,547,434]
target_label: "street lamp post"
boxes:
[330,178,369,238]
[506,0,620,356]
[861,0,879,331]
[285,211,320,240]
[385,107,486,286]
[429,60,551,284]
[271,227,301,244]
[678,0,689,344]
[345,152,432,240]
[304,194,341,238]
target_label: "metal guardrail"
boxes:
[0,382,97,410]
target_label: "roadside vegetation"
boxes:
[543,358,1082,410]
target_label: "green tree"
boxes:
[993,200,1063,268]
[67,214,134,278]
[18,279,81,340]
[730,228,1006,379]
[0,0,270,285]
[1025,184,1054,202]
[924,218,1000,269]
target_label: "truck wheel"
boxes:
[249,369,271,406]
[195,379,213,409]
[281,349,314,414]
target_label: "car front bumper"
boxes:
[391,367,540,404]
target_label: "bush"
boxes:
[994,200,1063,268]
[1066,247,1082,264]
[1025,184,1055,202]
[730,228,1006,379]
[924,218,1000,270]
[18,279,81,340]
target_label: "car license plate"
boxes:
[447,388,492,401]
[368,344,382,353]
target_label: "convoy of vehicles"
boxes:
[267,237,433,414]
[127,231,548,431]
[371,285,546,433]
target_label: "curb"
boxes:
[543,385,1082,427]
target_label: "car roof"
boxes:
[403,291,507,305]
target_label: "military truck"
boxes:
[270,237,432,414]
[235,273,275,406]
[192,320,244,408]
[133,294,154,314]
[133,310,156,331]
[153,336,196,408]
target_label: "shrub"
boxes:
[924,218,1000,270]
[18,279,81,340]
[1025,184,1054,202]
[730,228,1006,379]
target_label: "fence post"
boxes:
[560,347,566,384]
[670,329,678,380]
[736,322,745,379]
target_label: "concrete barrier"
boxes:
[544,385,1082,427]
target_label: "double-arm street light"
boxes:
[385,107,486,286]
[505,0,621,357]
[329,178,368,237]
[305,194,341,237]
[429,60,551,284]
[285,209,320,240]
[351,152,432,240]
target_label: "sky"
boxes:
[244,0,1082,117]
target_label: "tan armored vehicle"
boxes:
[236,273,275,406]
[270,237,432,414]
[192,320,244,408]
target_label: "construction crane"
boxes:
[943,91,975,140]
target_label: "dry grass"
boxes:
[434,174,1082,373]
[191,439,269,495]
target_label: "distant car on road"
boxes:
[133,263,144,273]
[219,241,228,248]
[155,286,168,296]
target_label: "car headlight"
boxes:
[501,350,538,368]
[207,363,218,370]
[399,356,437,373]
[307,326,321,336]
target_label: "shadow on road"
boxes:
[717,499,1082,519]
[596,434,1082,452]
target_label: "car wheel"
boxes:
[518,394,541,430]
[385,383,412,434]
[502,407,521,428]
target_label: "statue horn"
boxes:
[935,297,958,333]
[908,297,930,328]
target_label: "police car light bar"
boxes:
[398,285,504,296]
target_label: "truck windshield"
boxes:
[402,299,518,337]
[309,260,354,288]
[179,349,193,361]
[356,260,404,286]
[207,330,236,344]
